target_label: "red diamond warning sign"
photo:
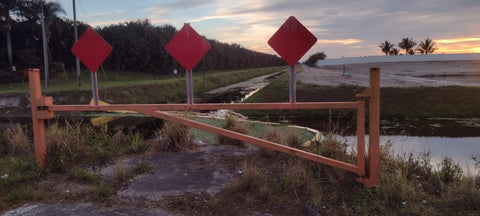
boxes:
[166,23,211,71]
[268,16,317,66]
[71,27,112,72]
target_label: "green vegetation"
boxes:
[153,121,195,152]
[242,72,480,119]
[1,109,479,214]
[0,66,285,95]
[164,136,480,215]
[218,114,250,147]
[0,66,286,118]
[0,121,152,211]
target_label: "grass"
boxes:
[0,66,287,118]
[0,66,286,94]
[242,71,480,119]
[0,120,153,212]
[218,114,250,147]
[1,114,480,215]
[163,133,480,216]
[189,115,315,145]
[153,121,196,152]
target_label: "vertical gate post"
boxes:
[362,67,380,186]
[28,69,46,168]
[28,69,53,168]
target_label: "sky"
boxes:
[54,0,480,61]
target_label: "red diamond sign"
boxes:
[71,27,112,72]
[166,23,210,71]
[268,16,317,66]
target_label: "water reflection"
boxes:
[344,135,480,174]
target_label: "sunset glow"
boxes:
[436,38,480,44]
[56,0,480,59]
[435,37,480,54]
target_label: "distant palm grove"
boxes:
[379,37,438,56]
[0,1,285,83]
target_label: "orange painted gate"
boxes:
[27,67,380,186]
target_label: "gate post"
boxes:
[359,67,380,186]
[28,69,53,168]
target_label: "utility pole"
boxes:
[41,1,49,88]
[73,0,81,86]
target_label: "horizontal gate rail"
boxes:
[47,102,361,112]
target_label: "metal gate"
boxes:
[28,67,380,186]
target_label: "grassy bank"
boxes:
[0,66,286,95]
[242,72,480,119]
[0,66,286,116]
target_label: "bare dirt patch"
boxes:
[2,145,252,216]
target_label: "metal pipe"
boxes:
[289,65,296,103]
[48,101,362,112]
[186,70,194,104]
[91,72,99,105]
[73,0,81,86]
[41,2,49,88]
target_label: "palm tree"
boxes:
[417,38,437,55]
[0,0,39,71]
[379,40,395,55]
[389,48,400,56]
[398,37,417,55]
[40,1,66,59]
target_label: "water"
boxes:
[203,72,283,103]
[206,73,480,174]
[343,135,480,174]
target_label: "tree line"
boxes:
[379,37,438,56]
[1,1,285,83]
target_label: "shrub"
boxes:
[218,114,250,147]
[154,121,195,152]
[437,157,463,184]
[284,131,302,148]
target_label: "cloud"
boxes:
[437,38,480,44]
[87,18,139,26]
[182,0,480,58]
[88,18,172,27]
[62,0,480,58]
[317,39,362,45]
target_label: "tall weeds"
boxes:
[153,121,195,152]
[45,121,148,172]
[1,123,32,155]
